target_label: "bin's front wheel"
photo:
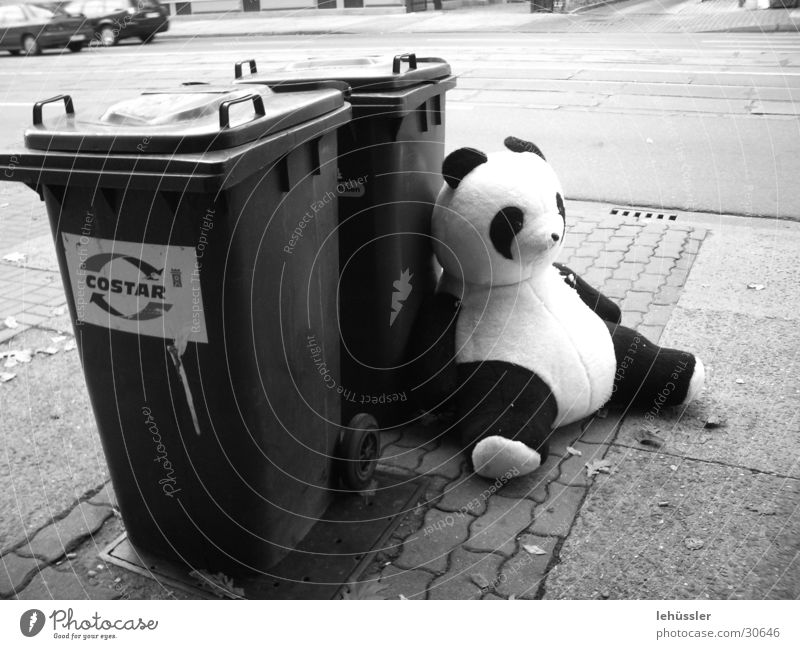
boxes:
[337,413,380,491]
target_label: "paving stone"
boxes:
[559,256,591,275]
[615,224,645,237]
[556,442,611,488]
[87,483,118,509]
[664,267,691,287]
[394,508,470,573]
[416,442,464,479]
[593,250,626,269]
[601,278,633,299]
[622,311,644,329]
[528,485,587,538]
[571,241,605,258]
[643,257,676,275]
[581,267,614,288]
[482,592,506,600]
[620,290,653,313]
[378,443,426,473]
[578,410,623,445]
[438,475,494,516]
[642,304,675,328]
[496,535,558,600]
[632,232,663,246]
[428,547,505,600]
[602,237,631,252]
[636,324,664,344]
[0,552,42,598]
[653,241,685,259]
[624,244,658,262]
[16,566,119,600]
[631,272,666,293]
[566,220,598,235]
[673,253,697,271]
[612,261,646,280]
[586,229,616,243]
[652,285,684,306]
[380,429,403,451]
[465,496,534,556]
[378,565,433,600]
[393,424,440,449]
[16,503,113,563]
[495,451,559,500]
[545,421,584,458]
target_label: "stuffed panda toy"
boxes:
[409,136,705,480]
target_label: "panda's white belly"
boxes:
[455,266,617,426]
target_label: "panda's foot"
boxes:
[682,357,706,405]
[472,436,541,480]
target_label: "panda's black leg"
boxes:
[554,263,622,324]
[604,321,704,410]
[456,361,558,478]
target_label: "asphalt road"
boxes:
[0,30,798,220]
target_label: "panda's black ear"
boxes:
[442,147,488,189]
[504,136,546,161]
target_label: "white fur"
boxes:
[455,265,616,427]
[683,356,705,404]
[472,436,541,479]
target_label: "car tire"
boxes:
[95,26,116,47]
[8,49,21,56]
[140,32,156,44]
[68,42,84,53]
[22,34,40,56]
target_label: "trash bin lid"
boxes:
[234,54,451,92]
[24,84,346,154]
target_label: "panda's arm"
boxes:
[406,292,461,414]
[553,262,622,325]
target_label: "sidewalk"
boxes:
[2,194,798,599]
[158,1,800,37]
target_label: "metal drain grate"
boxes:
[611,207,677,221]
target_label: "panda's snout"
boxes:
[551,233,560,242]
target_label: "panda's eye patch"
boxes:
[490,206,524,261]
[556,193,565,222]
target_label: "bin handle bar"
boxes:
[392,53,417,74]
[219,93,266,129]
[234,59,258,79]
[33,95,74,126]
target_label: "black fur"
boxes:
[604,321,697,409]
[456,361,556,465]
[504,136,546,161]
[442,147,488,189]
[554,263,622,324]
[489,207,524,260]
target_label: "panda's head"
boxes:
[432,136,566,287]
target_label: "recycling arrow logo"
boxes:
[85,252,173,321]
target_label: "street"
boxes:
[1,29,798,218]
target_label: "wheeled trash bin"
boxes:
[234,54,456,427]
[0,84,381,573]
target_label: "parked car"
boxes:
[0,3,93,55]
[61,0,169,46]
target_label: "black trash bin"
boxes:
[0,83,380,573]
[235,54,456,427]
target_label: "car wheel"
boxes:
[140,32,156,44]
[95,26,116,47]
[8,49,21,56]
[22,34,40,56]
[68,42,84,53]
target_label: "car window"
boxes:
[80,0,107,17]
[104,0,127,11]
[64,1,84,14]
[139,0,160,7]
[25,5,56,20]
[0,5,28,25]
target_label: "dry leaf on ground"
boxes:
[684,537,705,551]
[2,252,26,264]
[470,573,491,589]
[64,340,77,352]
[746,283,765,291]
[585,458,612,478]
[703,415,726,429]
[566,446,582,457]
[633,426,665,448]
[189,569,245,599]
[522,543,547,555]
[3,316,19,329]
[0,372,16,383]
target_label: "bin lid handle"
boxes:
[392,53,417,74]
[32,95,75,126]
[219,93,266,129]
[234,59,258,80]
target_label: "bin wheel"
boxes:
[337,413,380,491]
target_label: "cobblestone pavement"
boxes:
[0,203,706,599]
